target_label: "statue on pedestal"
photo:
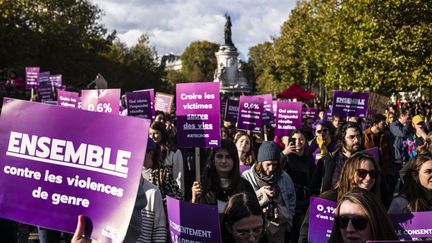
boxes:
[224,14,233,46]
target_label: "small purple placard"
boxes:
[308,197,337,243]
[37,82,54,102]
[57,90,79,108]
[224,99,239,123]
[81,89,120,115]
[389,212,432,240]
[255,94,274,125]
[237,96,264,133]
[49,74,62,88]
[302,107,317,118]
[167,196,222,243]
[0,99,149,242]
[176,82,220,148]
[126,89,154,119]
[25,67,40,88]
[155,92,174,113]
[38,71,50,83]
[332,90,369,118]
[275,101,302,136]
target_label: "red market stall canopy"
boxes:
[276,83,316,100]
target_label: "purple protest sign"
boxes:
[176,82,220,148]
[167,196,222,243]
[126,89,154,119]
[275,101,302,137]
[81,89,120,115]
[57,90,79,108]
[389,212,432,240]
[237,96,264,133]
[38,71,50,83]
[155,92,174,113]
[326,108,333,120]
[37,82,54,102]
[332,90,369,118]
[224,99,239,123]
[308,197,337,243]
[0,99,149,242]
[49,74,62,88]
[302,107,317,118]
[256,94,274,125]
[25,67,40,88]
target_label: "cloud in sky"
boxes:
[90,0,297,59]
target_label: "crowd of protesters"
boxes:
[1,74,432,243]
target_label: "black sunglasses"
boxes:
[356,169,378,179]
[316,128,328,134]
[335,216,368,230]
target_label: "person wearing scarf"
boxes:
[242,141,296,243]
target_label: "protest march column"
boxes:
[176,82,220,180]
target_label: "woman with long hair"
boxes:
[329,188,398,243]
[222,192,266,243]
[149,121,184,198]
[234,131,256,166]
[299,152,382,242]
[191,139,254,214]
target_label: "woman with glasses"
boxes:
[389,150,432,213]
[234,131,256,166]
[307,120,335,164]
[299,152,382,242]
[191,139,255,214]
[328,188,398,243]
[222,192,267,243]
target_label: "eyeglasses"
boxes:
[335,216,368,230]
[356,169,378,179]
[316,128,328,134]
[232,226,264,238]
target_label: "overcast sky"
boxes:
[90,0,297,59]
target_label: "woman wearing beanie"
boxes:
[242,141,296,242]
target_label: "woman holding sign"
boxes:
[328,188,398,243]
[191,139,255,214]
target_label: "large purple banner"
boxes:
[389,212,432,240]
[25,67,40,88]
[308,197,337,243]
[57,90,79,108]
[332,90,369,118]
[237,96,264,133]
[224,99,239,123]
[255,94,274,125]
[176,82,220,148]
[167,196,222,243]
[155,92,174,113]
[275,101,302,136]
[0,99,149,242]
[126,89,154,119]
[81,89,120,115]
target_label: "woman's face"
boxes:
[315,124,328,138]
[236,135,251,154]
[292,133,306,152]
[230,214,263,243]
[419,160,432,190]
[338,200,371,243]
[354,160,376,191]
[214,148,234,178]
[149,128,162,144]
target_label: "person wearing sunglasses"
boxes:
[222,192,266,243]
[328,188,398,243]
[299,152,383,242]
[307,120,335,164]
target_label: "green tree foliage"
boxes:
[180,41,219,82]
[252,0,432,96]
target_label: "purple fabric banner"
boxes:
[224,99,239,123]
[49,74,62,88]
[275,101,302,137]
[255,94,274,125]
[332,90,369,118]
[237,96,264,133]
[81,89,120,115]
[37,82,54,102]
[167,196,222,243]
[25,67,40,88]
[308,197,337,243]
[302,107,317,118]
[0,98,149,242]
[155,92,174,113]
[389,212,432,240]
[176,82,220,148]
[126,89,154,119]
[57,90,79,108]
